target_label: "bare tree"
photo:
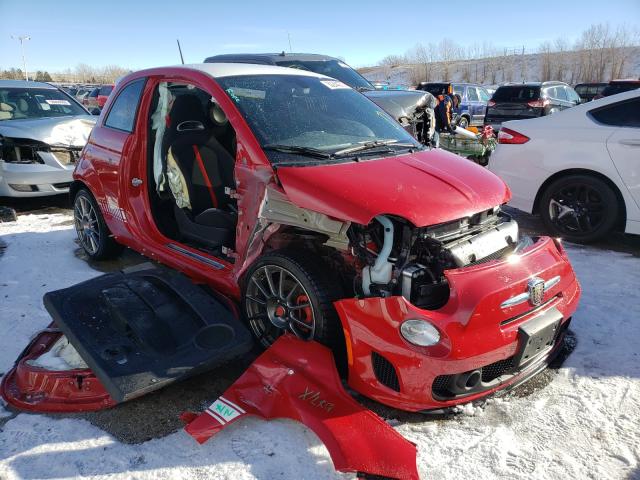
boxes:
[438,38,461,81]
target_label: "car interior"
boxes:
[147,82,238,257]
[0,88,80,119]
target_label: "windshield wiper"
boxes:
[334,140,418,157]
[263,144,334,159]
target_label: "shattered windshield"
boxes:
[0,88,87,121]
[217,74,420,165]
[274,59,373,91]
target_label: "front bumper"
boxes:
[335,236,581,412]
[0,159,74,197]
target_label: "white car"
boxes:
[489,89,640,242]
[0,80,97,197]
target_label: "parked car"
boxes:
[0,80,96,197]
[595,79,640,99]
[204,53,437,145]
[484,81,581,131]
[489,90,640,242]
[2,64,580,419]
[82,87,99,109]
[574,82,607,102]
[416,82,491,127]
[82,84,114,111]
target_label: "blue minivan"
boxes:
[416,82,491,128]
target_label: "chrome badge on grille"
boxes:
[527,277,545,306]
[500,275,561,309]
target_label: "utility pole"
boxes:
[11,35,31,81]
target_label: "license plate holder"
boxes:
[514,307,562,368]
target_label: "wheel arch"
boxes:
[533,168,627,230]
[68,179,89,204]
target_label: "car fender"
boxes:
[185,335,419,480]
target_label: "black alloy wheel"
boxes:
[540,174,618,243]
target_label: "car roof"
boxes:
[131,63,330,81]
[609,79,640,84]
[204,53,339,64]
[0,80,57,89]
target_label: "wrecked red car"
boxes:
[2,63,579,478]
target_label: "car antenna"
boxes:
[176,39,185,64]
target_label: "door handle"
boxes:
[131,178,143,187]
[619,139,640,147]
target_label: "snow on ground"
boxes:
[1,212,639,479]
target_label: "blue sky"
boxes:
[1,0,638,72]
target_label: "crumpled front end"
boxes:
[335,236,580,412]
[0,117,93,197]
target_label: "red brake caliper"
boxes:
[294,294,312,329]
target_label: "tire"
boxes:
[241,249,343,349]
[458,116,470,129]
[539,174,619,243]
[73,189,123,260]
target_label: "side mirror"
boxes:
[90,108,101,115]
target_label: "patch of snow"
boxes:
[26,336,88,371]
[1,211,639,479]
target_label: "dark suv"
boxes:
[484,81,581,131]
[416,82,491,127]
[204,53,438,145]
[574,82,607,102]
[596,79,640,99]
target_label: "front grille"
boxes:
[432,355,517,398]
[481,356,515,382]
[432,374,451,394]
[371,351,400,392]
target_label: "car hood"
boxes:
[276,149,510,227]
[363,89,436,120]
[0,115,96,147]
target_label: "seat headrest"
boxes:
[169,95,207,130]
[0,102,13,112]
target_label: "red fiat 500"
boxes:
[5,64,580,413]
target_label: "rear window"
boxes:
[99,85,114,96]
[492,86,540,102]
[418,83,450,96]
[602,83,640,97]
[589,98,640,127]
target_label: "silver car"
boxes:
[0,80,97,197]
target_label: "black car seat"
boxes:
[164,94,237,250]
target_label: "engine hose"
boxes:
[373,215,394,273]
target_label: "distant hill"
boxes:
[359,46,640,87]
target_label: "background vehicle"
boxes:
[96,84,114,108]
[17,63,577,416]
[574,82,607,102]
[204,52,437,145]
[82,87,99,109]
[82,84,113,111]
[489,90,640,242]
[595,79,640,99]
[0,80,96,197]
[484,81,581,131]
[416,82,491,127]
